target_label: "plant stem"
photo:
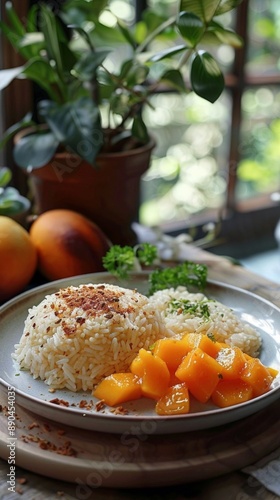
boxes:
[135,16,177,55]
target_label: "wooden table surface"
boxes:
[0,243,280,499]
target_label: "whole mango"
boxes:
[0,216,37,302]
[29,209,111,281]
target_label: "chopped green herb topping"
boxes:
[207,332,216,342]
[167,298,210,319]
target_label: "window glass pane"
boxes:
[140,91,232,226]
[246,0,280,77]
[236,0,280,202]
[236,86,280,201]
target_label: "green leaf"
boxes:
[149,44,187,62]
[0,167,12,188]
[38,97,103,164]
[160,69,187,93]
[179,0,221,23]
[62,0,108,20]
[119,59,134,80]
[215,0,244,16]
[22,58,61,102]
[73,50,110,81]
[0,113,34,149]
[39,4,64,81]
[132,115,149,144]
[5,1,26,36]
[190,50,224,103]
[0,67,24,91]
[177,12,205,47]
[13,131,60,169]
[0,199,26,216]
[0,5,42,60]
[70,24,94,50]
[126,64,149,87]
[117,19,137,48]
[208,21,243,47]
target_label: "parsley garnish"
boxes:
[103,244,208,295]
[148,261,207,295]
[102,243,157,279]
[207,333,216,342]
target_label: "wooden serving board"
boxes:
[1,384,280,488]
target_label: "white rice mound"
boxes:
[13,283,169,392]
[149,287,262,357]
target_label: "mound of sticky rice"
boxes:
[13,283,169,391]
[149,287,261,357]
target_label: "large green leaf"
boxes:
[13,131,60,169]
[38,97,103,164]
[179,0,221,23]
[177,12,205,47]
[190,50,224,102]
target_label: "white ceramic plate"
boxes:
[0,272,280,435]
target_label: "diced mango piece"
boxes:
[152,338,190,371]
[130,354,145,378]
[215,346,246,380]
[93,373,142,406]
[175,347,222,403]
[156,383,190,415]
[183,332,221,358]
[211,379,253,408]
[267,366,279,379]
[138,348,170,400]
[240,355,274,397]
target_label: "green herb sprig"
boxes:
[102,243,158,280]
[103,243,208,295]
[148,262,208,295]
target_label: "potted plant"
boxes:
[0,0,243,244]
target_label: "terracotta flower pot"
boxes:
[28,138,155,246]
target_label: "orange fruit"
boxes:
[29,209,111,281]
[0,216,37,302]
